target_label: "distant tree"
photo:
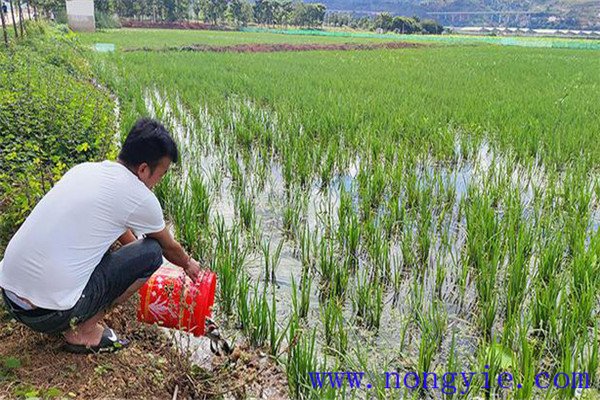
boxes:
[115,0,140,19]
[307,3,325,26]
[391,16,420,33]
[254,0,275,25]
[356,16,373,30]
[273,0,293,26]
[421,19,443,34]
[191,0,202,19]
[174,0,188,21]
[164,0,177,21]
[35,0,63,20]
[35,0,62,12]
[291,2,325,28]
[200,0,227,24]
[95,0,117,14]
[229,0,253,26]
[374,12,393,31]
[327,11,351,27]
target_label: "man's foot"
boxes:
[63,327,130,354]
[64,322,105,347]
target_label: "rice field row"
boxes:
[78,28,396,50]
[87,31,600,399]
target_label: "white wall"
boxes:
[66,0,95,32]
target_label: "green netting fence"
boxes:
[240,27,600,50]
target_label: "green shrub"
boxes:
[0,23,117,250]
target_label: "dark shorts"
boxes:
[1,238,163,335]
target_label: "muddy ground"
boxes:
[0,299,288,399]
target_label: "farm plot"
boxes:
[89,37,600,399]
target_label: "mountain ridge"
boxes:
[318,0,599,28]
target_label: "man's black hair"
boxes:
[118,118,178,172]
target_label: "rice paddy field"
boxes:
[82,28,600,399]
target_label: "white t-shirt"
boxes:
[0,160,166,310]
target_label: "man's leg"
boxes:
[63,278,147,346]
[63,237,163,347]
[114,278,149,305]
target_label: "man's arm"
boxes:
[146,227,201,281]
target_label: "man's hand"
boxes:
[146,227,203,279]
[184,257,202,282]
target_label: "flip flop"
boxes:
[63,327,130,354]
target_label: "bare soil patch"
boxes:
[125,41,425,53]
[0,299,288,399]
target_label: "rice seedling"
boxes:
[237,270,251,330]
[286,327,319,400]
[261,237,284,284]
[472,339,508,398]
[317,237,336,299]
[319,141,337,189]
[416,193,433,271]
[352,269,383,331]
[337,189,361,272]
[416,300,447,379]
[400,222,417,273]
[208,161,225,195]
[290,266,313,321]
[268,288,287,356]
[366,225,391,286]
[212,226,246,316]
[464,188,502,342]
[408,271,425,327]
[512,323,536,399]
[321,298,348,356]
[282,188,306,241]
[298,223,316,272]
[320,299,338,350]
[246,282,270,348]
[357,161,387,220]
[584,324,598,388]
[188,172,211,228]
[234,189,257,234]
[170,171,212,260]
[434,259,446,300]
[228,152,244,189]
[502,190,533,344]
[444,330,461,400]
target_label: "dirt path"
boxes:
[125,41,425,53]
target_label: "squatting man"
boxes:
[0,118,201,353]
